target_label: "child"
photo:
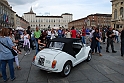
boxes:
[23,30,30,55]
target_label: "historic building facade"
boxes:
[68,13,112,29]
[111,0,124,30]
[23,7,73,30]
[0,0,15,28]
[14,14,29,29]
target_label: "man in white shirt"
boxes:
[115,30,119,43]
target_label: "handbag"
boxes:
[0,41,17,56]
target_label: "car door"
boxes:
[74,43,86,65]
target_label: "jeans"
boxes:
[82,36,85,44]
[106,38,114,51]
[95,42,101,53]
[35,38,39,55]
[115,36,119,43]
[0,60,2,74]
[86,35,89,44]
[1,59,15,80]
[58,34,62,38]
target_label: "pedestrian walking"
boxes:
[22,30,30,55]
[34,26,41,55]
[89,26,96,42]
[65,29,71,38]
[0,28,21,82]
[38,34,46,51]
[50,29,56,40]
[120,27,124,57]
[85,28,90,44]
[8,28,21,70]
[102,28,106,44]
[27,26,35,50]
[71,26,77,38]
[90,28,102,56]
[58,27,62,38]
[106,27,117,53]
[81,26,86,44]
[46,29,52,42]
[94,28,102,56]
[115,29,119,43]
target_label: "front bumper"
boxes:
[32,62,58,72]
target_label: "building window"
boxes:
[51,19,53,23]
[120,7,123,17]
[46,19,48,22]
[114,9,117,19]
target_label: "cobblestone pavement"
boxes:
[0,42,124,83]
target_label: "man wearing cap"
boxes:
[106,27,117,53]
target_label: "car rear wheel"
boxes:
[60,61,72,76]
[86,50,92,62]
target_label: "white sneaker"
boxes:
[28,52,30,54]
[25,53,27,56]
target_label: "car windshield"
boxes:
[49,42,64,50]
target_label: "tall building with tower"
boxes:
[23,7,73,30]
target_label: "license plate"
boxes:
[38,57,45,66]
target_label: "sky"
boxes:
[7,0,112,20]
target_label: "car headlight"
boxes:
[52,60,57,68]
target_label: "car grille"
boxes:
[38,57,45,66]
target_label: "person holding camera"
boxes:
[106,27,117,53]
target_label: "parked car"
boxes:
[32,38,92,76]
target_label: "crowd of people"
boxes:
[0,25,124,82]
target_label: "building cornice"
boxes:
[36,16,63,18]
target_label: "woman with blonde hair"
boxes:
[0,28,21,82]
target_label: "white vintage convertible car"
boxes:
[32,38,92,76]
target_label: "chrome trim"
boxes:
[32,62,58,72]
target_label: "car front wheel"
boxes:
[86,50,92,62]
[60,61,72,76]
